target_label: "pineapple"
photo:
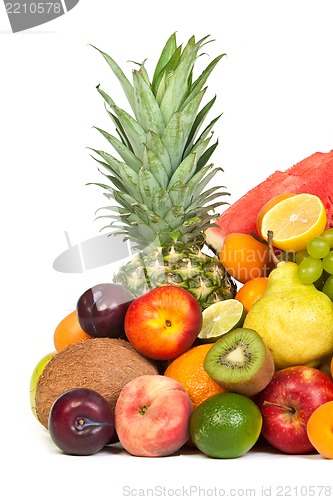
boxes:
[90,33,237,309]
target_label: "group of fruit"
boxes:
[30,33,333,460]
[30,189,333,460]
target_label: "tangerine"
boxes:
[219,232,272,283]
[164,343,226,409]
[307,400,333,459]
[53,310,93,352]
[235,277,268,313]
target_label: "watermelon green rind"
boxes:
[206,150,333,252]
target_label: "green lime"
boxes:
[190,392,262,458]
[198,299,245,342]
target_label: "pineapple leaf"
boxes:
[96,85,145,156]
[186,186,229,211]
[113,191,150,223]
[111,105,147,158]
[155,72,167,106]
[143,147,168,189]
[188,165,225,203]
[183,96,217,156]
[91,45,136,113]
[137,60,151,86]
[136,223,159,245]
[183,54,225,110]
[104,108,133,151]
[168,152,197,189]
[159,37,209,124]
[151,188,173,218]
[145,130,172,177]
[164,206,185,229]
[186,201,225,220]
[138,167,161,207]
[132,70,165,135]
[154,45,183,100]
[168,181,189,206]
[162,90,206,171]
[196,139,219,171]
[95,205,131,216]
[89,148,140,200]
[151,32,177,95]
[96,86,133,149]
[94,127,142,172]
[192,114,222,152]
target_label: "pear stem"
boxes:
[267,230,279,268]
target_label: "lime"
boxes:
[190,392,262,458]
[198,299,245,342]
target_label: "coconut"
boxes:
[35,337,158,428]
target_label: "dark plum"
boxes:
[48,388,115,456]
[76,283,133,338]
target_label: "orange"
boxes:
[235,277,268,313]
[53,310,93,352]
[307,401,333,459]
[164,343,226,409]
[259,193,327,252]
[256,193,296,238]
[219,232,272,283]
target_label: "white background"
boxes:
[1,1,333,498]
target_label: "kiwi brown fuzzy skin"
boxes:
[204,328,275,397]
[35,338,158,429]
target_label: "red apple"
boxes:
[256,365,333,454]
[124,285,202,360]
[115,374,193,457]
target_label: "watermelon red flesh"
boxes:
[206,149,333,252]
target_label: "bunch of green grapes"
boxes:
[296,228,333,300]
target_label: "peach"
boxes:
[124,285,203,360]
[114,374,193,457]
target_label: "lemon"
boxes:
[198,299,245,342]
[260,193,327,252]
[190,392,262,458]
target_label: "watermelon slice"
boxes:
[206,149,333,252]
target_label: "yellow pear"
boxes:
[243,261,333,369]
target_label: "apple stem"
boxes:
[263,400,296,414]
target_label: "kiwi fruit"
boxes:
[35,337,158,429]
[204,328,275,397]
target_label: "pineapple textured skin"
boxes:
[113,246,237,310]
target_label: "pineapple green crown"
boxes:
[90,33,230,253]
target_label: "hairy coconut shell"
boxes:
[35,338,158,428]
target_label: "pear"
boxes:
[243,260,333,369]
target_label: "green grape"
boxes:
[322,228,333,249]
[322,274,333,301]
[297,256,323,285]
[313,270,329,291]
[307,236,330,259]
[322,251,333,274]
[295,250,310,265]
